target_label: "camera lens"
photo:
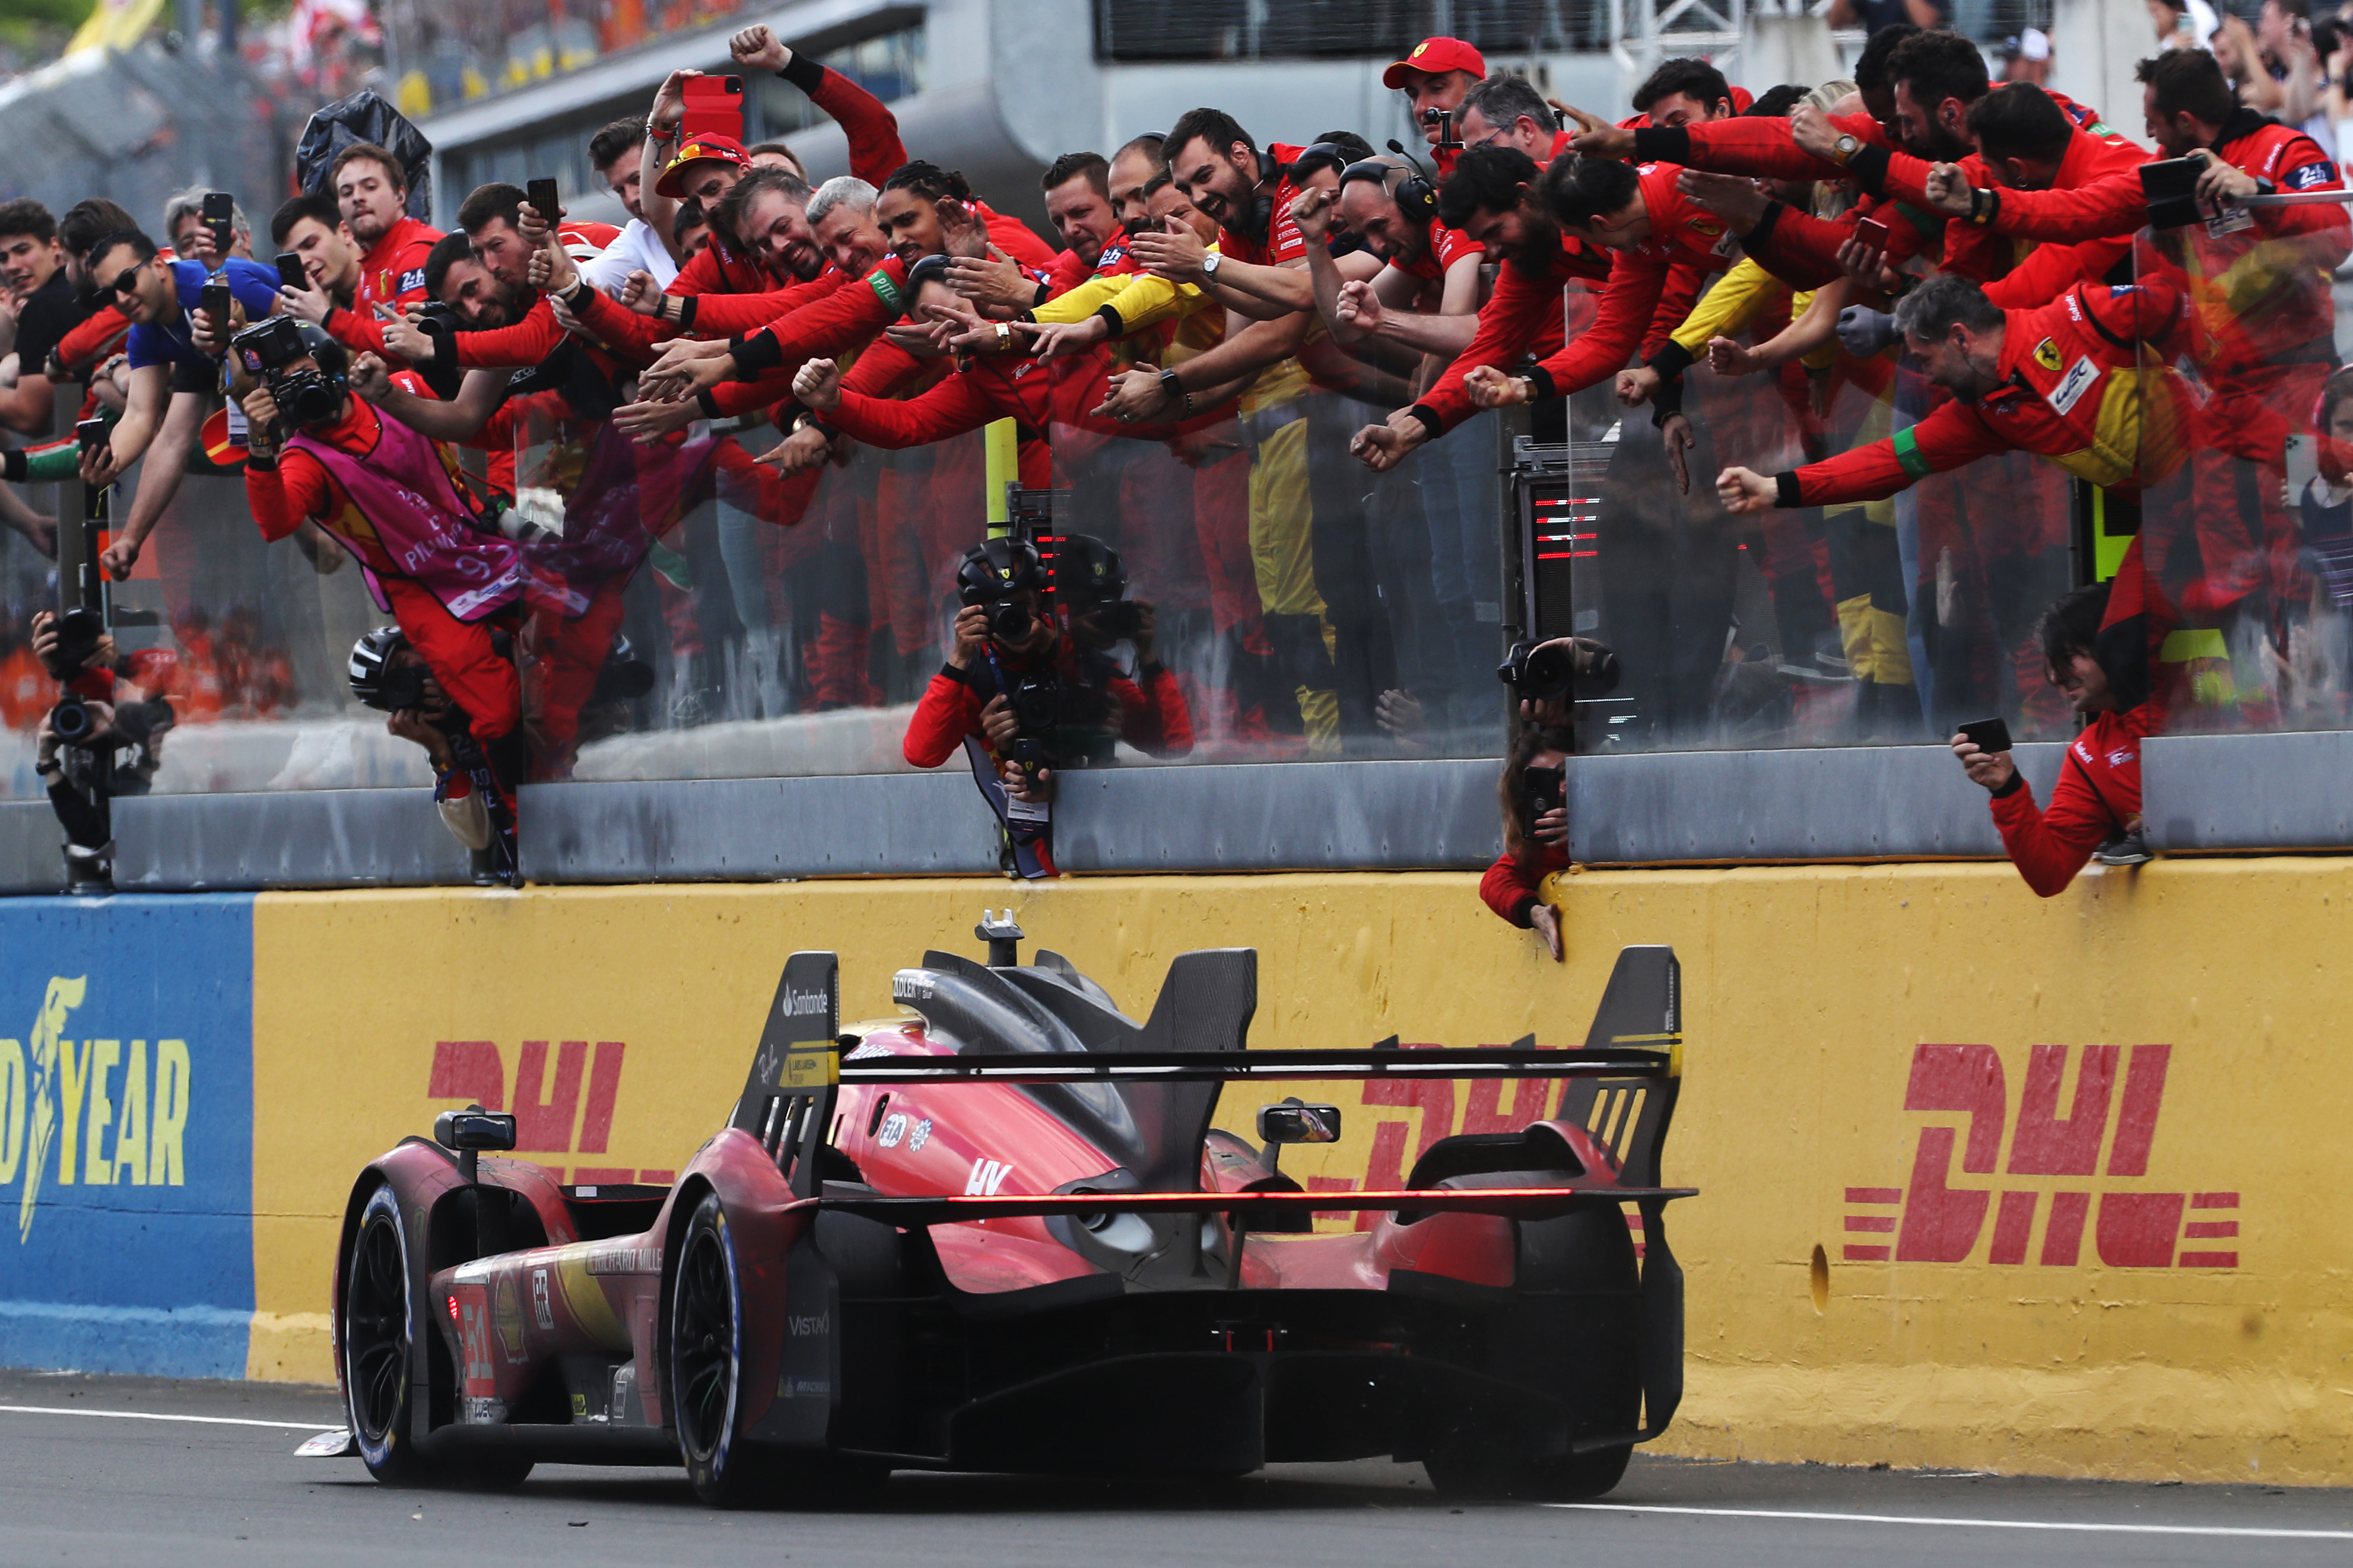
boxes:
[1519,643,1576,702]
[987,601,1032,641]
[49,698,91,743]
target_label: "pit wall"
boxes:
[0,861,2344,1484]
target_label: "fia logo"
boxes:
[1,977,194,1243]
[877,1112,908,1148]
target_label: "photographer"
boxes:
[1481,725,1574,962]
[80,227,282,581]
[348,626,515,879]
[1951,583,2152,896]
[1052,533,1195,761]
[236,319,532,796]
[27,607,175,882]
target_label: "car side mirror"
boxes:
[435,1107,517,1152]
[1257,1103,1342,1144]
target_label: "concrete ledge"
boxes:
[1568,744,2068,864]
[2144,731,2353,852]
[112,788,477,891]
[0,800,63,893]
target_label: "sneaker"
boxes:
[2092,828,2152,866]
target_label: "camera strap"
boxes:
[960,736,1055,880]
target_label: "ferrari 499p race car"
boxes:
[326,917,1693,1503]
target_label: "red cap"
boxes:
[655,135,751,198]
[1382,36,1486,90]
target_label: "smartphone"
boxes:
[681,74,745,141]
[201,190,235,256]
[1522,762,1566,831]
[1853,215,1890,252]
[526,178,562,229]
[1958,717,2014,754]
[199,279,231,325]
[276,251,307,292]
[75,416,107,453]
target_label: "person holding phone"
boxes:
[1951,582,2154,895]
[1481,726,1574,960]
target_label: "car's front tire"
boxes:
[342,1181,531,1490]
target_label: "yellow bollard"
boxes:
[983,417,1017,539]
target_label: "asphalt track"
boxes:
[5,1367,2352,1567]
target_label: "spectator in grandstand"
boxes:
[85,228,281,581]
[1383,36,1487,176]
[1828,0,1946,33]
[160,186,253,267]
[2002,28,2053,87]
[0,200,74,437]
[1952,582,2152,892]
[1480,725,1573,960]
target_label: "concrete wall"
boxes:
[2,856,2345,1484]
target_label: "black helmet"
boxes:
[1052,533,1127,608]
[347,625,408,710]
[956,537,1046,606]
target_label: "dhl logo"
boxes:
[426,1039,670,1186]
[1846,1043,2235,1269]
[0,977,195,1243]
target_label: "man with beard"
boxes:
[273,192,408,365]
[332,144,442,323]
[1107,134,1168,238]
[375,183,617,373]
[1349,145,1609,472]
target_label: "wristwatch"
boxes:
[1200,250,1222,277]
[1831,133,1862,166]
[1158,367,1183,405]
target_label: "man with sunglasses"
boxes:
[79,227,280,581]
[1456,74,1575,164]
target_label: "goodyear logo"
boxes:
[868,269,901,309]
[2034,336,2062,373]
[0,977,195,1243]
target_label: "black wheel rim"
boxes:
[346,1210,409,1443]
[673,1222,735,1462]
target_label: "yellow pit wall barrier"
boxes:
[249,861,2353,1484]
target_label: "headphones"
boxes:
[1340,158,1437,224]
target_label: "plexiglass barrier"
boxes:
[11,221,2351,829]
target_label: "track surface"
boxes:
[5,1367,2351,1567]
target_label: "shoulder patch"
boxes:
[2033,336,2062,373]
[398,267,426,294]
[868,269,901,309]
[2046,354,2100,417]
[2288,159,2339,190]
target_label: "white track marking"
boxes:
[1548,1503,2353,1541]
[0,1404,336,1432]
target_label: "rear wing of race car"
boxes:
[729,943,1686,1215]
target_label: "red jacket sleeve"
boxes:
[903,669,984,767]
[1988,757,2114,897]
[563,287,669,362]
[322,304,404,362]
[1417,254,1593,435]
[453,298,567,368]
[1525,250,1669,401]
[665,244,729,298]
[785,55,907,187]
[1640,112,1879,180]
[735,263,903,372]
[1787,397,2012,505]
[682,274,843,336]
[1479,852,1547,926]
[1979,234,2134,310]
[244,451,330,543]
[827,371,1002,449]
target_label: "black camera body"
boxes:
[373,661,431,714]
[983,600,1034,641]
[48,694,173,750]
[2139,157,2203,230]
[234,316,345,428]
[1498,636,1621,704]
[49,605,106,672]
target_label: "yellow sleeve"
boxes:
[1669,257,1786,356]
[1031,271,1132,325]
[1032,244,1220,333]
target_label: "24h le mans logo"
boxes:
[1844,1043,2238,1270]
[0,977,195,1243]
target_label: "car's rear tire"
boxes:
[672,1193,782,1507]
[1422,1440,1631,1502]
[343,1182,534,1490]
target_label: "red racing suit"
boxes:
[1770,282,2188,508]
[1408,233,1611,438]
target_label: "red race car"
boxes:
[324,917,1694,1502]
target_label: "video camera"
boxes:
[1497,635,1621,704]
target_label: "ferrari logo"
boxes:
[1411,41,1429,58]
[2034,337,2062,373]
